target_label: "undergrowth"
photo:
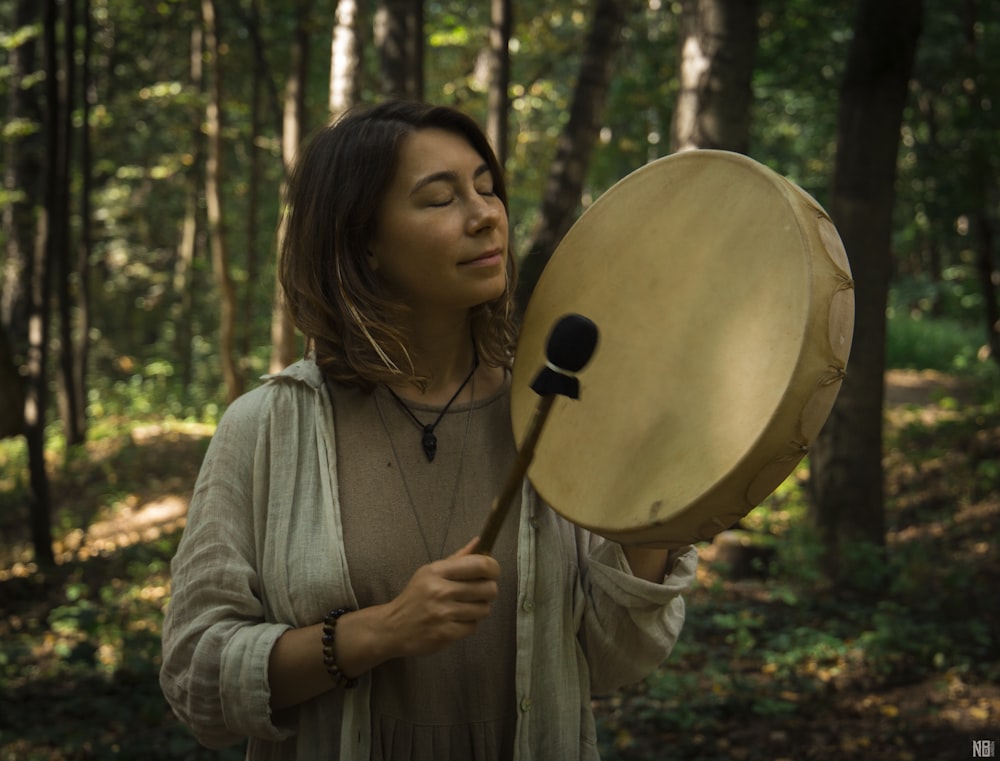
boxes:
[1,310,998,759]
[595,389,1000,761]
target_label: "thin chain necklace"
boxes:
[374,373,475,560]
[385,347,479,462]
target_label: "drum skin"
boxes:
[511,150,854,547]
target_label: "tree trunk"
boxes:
[237,0,284,134]
[375,0,423,100]
[174,24,204,392]
[2,0,42,354]
[807,0,923,584]
[515,0,639,310]
[486,0,512,168]
[0,327,24,439]
[911,89,945,314]
[670,0,759,153]
[976,212,1000,363]
[72,0,93,441]
[330,0,363,115]
[27,0,60,568]
[175,191,199,390]
[959,1,1000,365]
[55,0,82,445]
[269,0,312,374]
[202,0,243,403]
[243,0,263,360]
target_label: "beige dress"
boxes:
[329,378,520,761]
[159,358,699,761]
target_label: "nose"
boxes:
[468,195,503,233]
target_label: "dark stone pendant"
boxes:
[421,426,437,462]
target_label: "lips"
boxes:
[461,248,504,266]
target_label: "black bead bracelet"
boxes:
[321,608,358,689]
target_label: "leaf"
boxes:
[968,706,989,721]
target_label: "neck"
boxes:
[391,314,478,404]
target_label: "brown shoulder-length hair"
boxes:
[278,100,519,391]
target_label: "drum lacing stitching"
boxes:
[820,364,847,386]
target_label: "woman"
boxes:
[160,100,697,760]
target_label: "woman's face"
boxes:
[367,128,509,318]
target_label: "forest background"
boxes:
[0,0,999,758]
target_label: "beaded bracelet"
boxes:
[321,608,359,689]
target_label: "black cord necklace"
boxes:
[385,347,479,462]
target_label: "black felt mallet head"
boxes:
[530,313,599,399]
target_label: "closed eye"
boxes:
[412,163,495,200]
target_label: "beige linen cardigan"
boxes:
[159,359,697,760]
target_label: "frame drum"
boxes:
[512,150,854,546]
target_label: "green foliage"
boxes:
[857,600,995,682]
[891,265,990,326]
[614,388,1000,745]
[886,268,1000,383]
[0,534,247,759]
[894,0,1000,286]
[2,0,1000,754]
[588,4,681,191]
[2,359,998,760]
[752,0,854,198]
[597,388,1000,758]
[0,415,229,754]
[886,310,990,373]
[4,0,995,421]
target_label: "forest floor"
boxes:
[0,369,998,760]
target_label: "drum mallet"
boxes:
[476,313,598,554]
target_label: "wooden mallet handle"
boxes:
[476,313,598,555]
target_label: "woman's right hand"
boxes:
[268,538,500,711]
[332,538,500,681]
[381,537,501,657]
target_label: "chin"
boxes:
[482,277,509,305]
[463,286,506,312]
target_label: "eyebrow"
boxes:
[409,163,492,196]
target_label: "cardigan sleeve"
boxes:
[576,532,698,695]
[159,388,295,748]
